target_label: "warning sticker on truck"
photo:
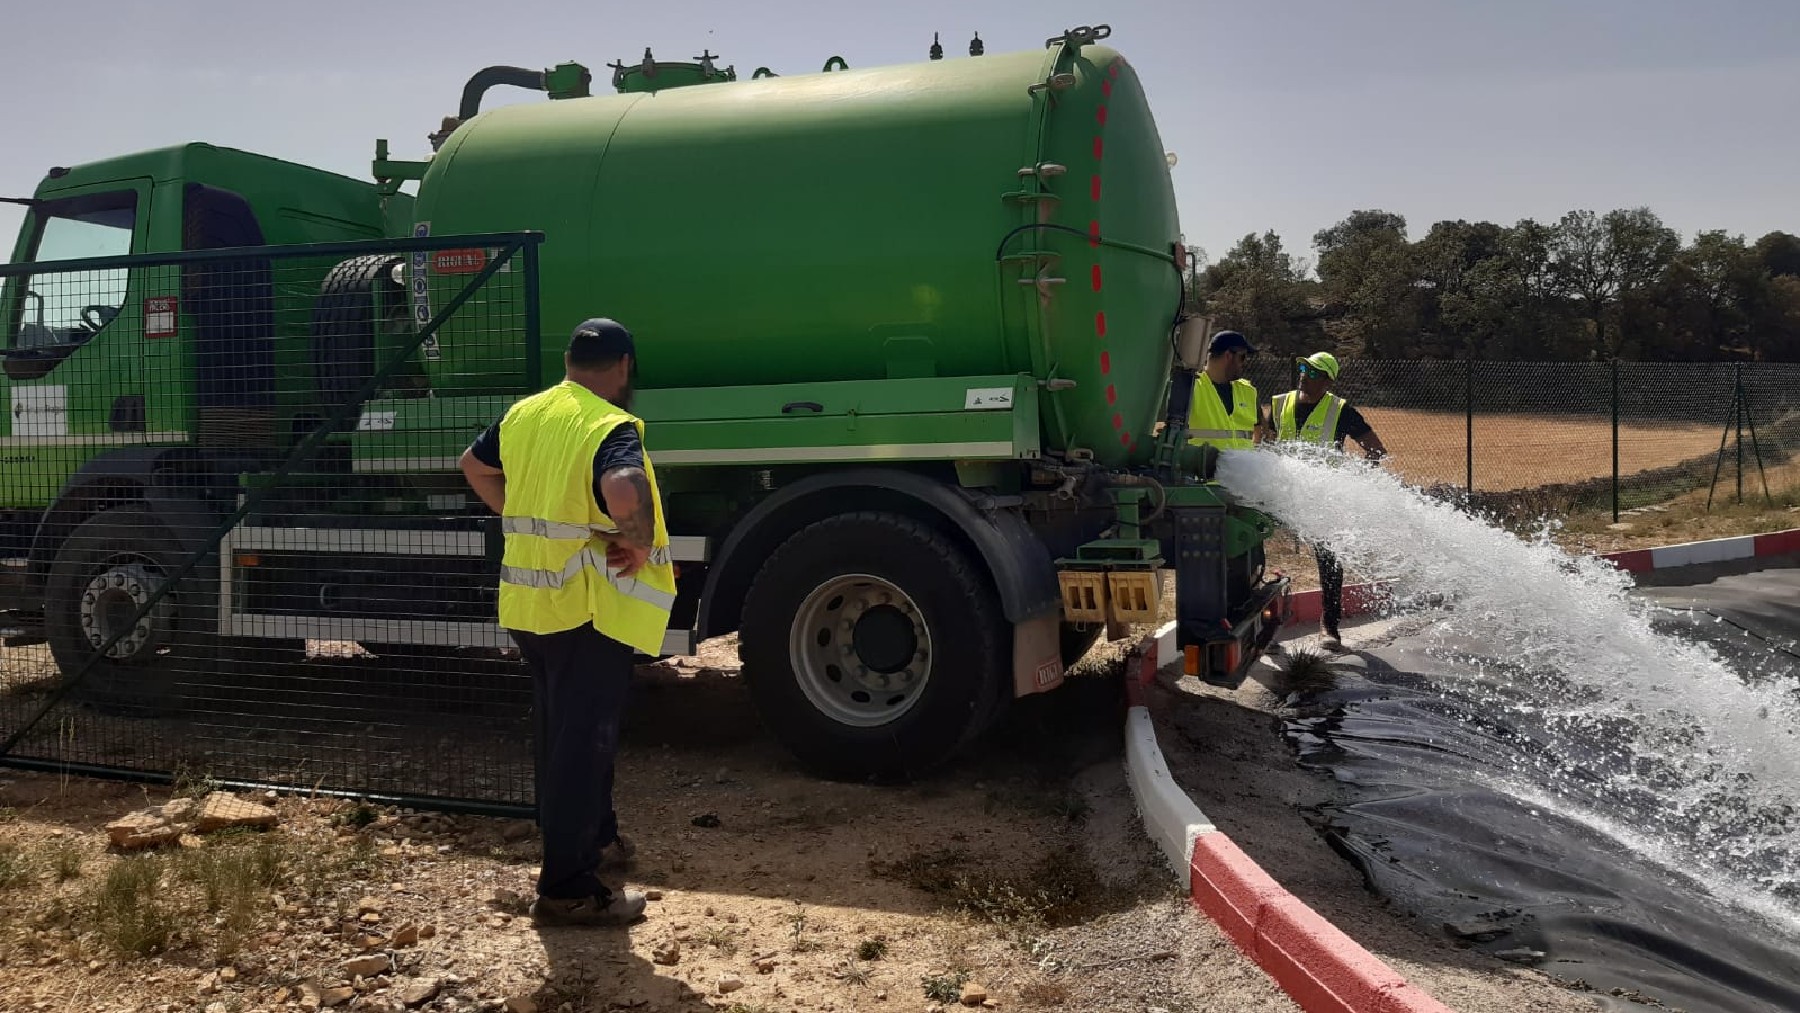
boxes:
[431,248,487,275]
[964,387,1014,410]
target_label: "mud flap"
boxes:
[1012,611,1065,697]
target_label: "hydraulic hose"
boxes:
[458,66,548,120]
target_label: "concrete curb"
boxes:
[1122,620,1454,1013]
[1599,525,1800,574]
[1280,526,1800,623]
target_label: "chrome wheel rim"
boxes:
[78,560,172,662]
[788,573,932,728]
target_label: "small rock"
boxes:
[361,912,383,925]
[195,791,279,833]
[492,889,528,912]
[500,820,535,842]
[504,1000,538,1013]
[960,983,989,1006]
[716,976,745,994]
[321,986,356,1008]
[1495,948,1547,963]
[398,977,442,1006]
[104,811,179,850]
[205,1003,229,1013]
[344,954,393,978]
[419,924,438,939]
[160,797,200,824]
[703,906,716,917]
[754,958,778,975]
[644,889,664,901]
[725,913,739,924]
[218,967,238,983]
[691,813,721,828]
[357,933,387,952]
[874,990,887,1001]
[178,833,206,849]
[357,896,384,915]
[652,942,681,966]
[272,987,292,1004]
[393,923,421,947]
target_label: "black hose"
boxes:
[458,66,547,120]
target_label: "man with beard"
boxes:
[459,317,675,926]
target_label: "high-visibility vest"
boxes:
[1186,377,1259,450]
[494,379,676,656]
[1272,390,1346,445]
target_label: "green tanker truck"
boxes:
[0,25,1289,781]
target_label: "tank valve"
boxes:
[970,32,984,56]
[930,32,943,60]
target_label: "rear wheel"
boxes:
[44,510,207,716]
[738,513,1008,782]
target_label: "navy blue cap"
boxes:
[1207,330,1257,355]
[567,318,636,371]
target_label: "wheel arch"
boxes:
[27,449,231,593]
[696,467,1061,642]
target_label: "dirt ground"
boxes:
[1358,409,1737,491]
[0,633,1311,1013]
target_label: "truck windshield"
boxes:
[11,191,136,350]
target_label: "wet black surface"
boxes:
[1285,558,1800,1013]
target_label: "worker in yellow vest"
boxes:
[1186,330,1270,454]
[458,318,676,927]
[1270,351,1386,652]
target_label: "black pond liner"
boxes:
[1279,564,1800,1013]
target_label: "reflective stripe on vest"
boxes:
[500,515,673,566]
[1273,391,1344,445]
[1186,377,1259,451]
[499,547,677,608]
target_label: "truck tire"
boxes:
[311,254,406,423]
[738,512,1009,782]
[44,510,209,716]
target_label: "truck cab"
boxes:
[1,145,405,612]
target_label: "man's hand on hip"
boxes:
[604,537,649,578]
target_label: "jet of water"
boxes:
[1215,443,1800,929]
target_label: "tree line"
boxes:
[1191,208,1800,362]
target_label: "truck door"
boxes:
[1,182,153,510]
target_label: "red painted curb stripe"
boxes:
[1753,528,1800,557]
[1190,836,1453,1013]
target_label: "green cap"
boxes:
[1297,351,1340,380]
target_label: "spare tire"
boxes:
[311,254,406,424]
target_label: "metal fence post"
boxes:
[1464,358,1474,493]
[522,239,543,390]
[1611,358,1620,522]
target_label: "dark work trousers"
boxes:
[509,622,634,900]
[1314,544,1344,636]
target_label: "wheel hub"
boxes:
[790,574,932,728]
[78,563,172,662]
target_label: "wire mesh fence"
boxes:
[0,233,546,814]
[5,243,1799,817]
[1247,357,1800,514]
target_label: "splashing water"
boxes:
[1215,444,1800,931]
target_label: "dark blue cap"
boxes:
[568,317,635,369]
[1207,330,1257,355]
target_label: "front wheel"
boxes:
[738,513,1009,782]
[44,510,207,716]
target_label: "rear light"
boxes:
[1183,644,1200,677]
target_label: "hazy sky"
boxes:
[3,0,1795,270]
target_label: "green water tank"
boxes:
[409,32,1182,465]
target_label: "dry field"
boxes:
[1359,408,1725,491]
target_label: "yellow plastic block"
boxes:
[1107,570,1161,624]
[1058,571,1108,623]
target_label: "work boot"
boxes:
[1319,626,1344,653]
[599,833,637,869]
[529,888,648,927]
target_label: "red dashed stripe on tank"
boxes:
[1092,63,1124,449]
